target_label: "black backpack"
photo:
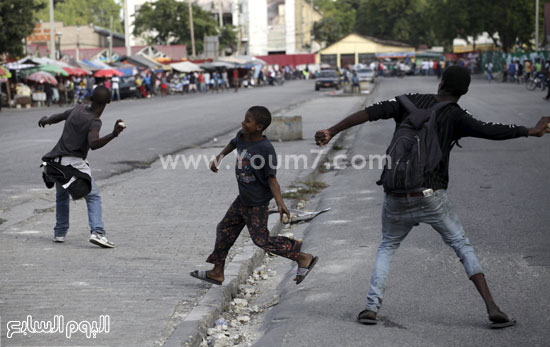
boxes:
[379,95,452,192]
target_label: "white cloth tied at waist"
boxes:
[58,156,92,189]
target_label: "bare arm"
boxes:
[210,143,237,172]
[38,111,70,127]
[88,119,125,150]
[315,109,370,146]
[268,176,290,221]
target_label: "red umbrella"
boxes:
[63,67,91,76]
[27,71,57,85]
[94,69,123,78]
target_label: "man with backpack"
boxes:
[315,66,550,328]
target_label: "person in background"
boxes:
[233,68,239,93]
[111,75,120,101]
[485,61,494,83]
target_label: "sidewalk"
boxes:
[0,93,367,346]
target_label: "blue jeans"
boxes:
[365,190,483,313]
[112,88,120,101]
[54,180,105,237]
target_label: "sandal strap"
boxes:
[296,267,308,276]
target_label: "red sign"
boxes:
[27,23,53,43]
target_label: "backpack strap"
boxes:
[429,100,453,113]
[396,94,418,113]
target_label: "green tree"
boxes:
[312,0,356,45]
[219,24,238,55]
[354,0,436,47]
[0,0,44,57]
[485,0,536,53]
[429,0,493,50]
[429,0,537,53]
[35,0,123,33]
[133,0,226,55]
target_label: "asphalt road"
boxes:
[253,76,550,347]
[0,80,318,210]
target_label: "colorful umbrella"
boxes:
[0,66,12,78]
[37,64,68,76]
[63,66,90,76]
[94,69,123,78]
[27,71,57,85]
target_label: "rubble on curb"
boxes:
[200,222,295,347]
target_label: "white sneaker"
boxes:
[89,232,115,248]
[53,236,65,243]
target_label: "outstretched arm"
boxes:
[89,119,125,150]
[38,110,71,127]
[457,114,550,140]
[315,109,370,146]
[210,143,237,172]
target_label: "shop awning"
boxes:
[171,61,203,72]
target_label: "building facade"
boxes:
[126,0,321,56]
[26,22,125,59]
[316,33,415,69]
[232,0,321,56]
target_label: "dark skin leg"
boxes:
[470,273,510,323]
[205,252,314,283]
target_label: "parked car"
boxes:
[357,68,375,83]
[119,76,140,99]
[315,70,341,91]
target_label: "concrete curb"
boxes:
[164,221,283,347]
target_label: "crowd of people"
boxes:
[2,62,326,111]
[5,55,550,110]
[485,58,550,100]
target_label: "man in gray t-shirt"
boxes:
[42,105,102,161]
[39,86,125,248]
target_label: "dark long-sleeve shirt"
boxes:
[365,94,529,190]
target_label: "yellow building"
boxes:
[316,33,415,68]
[294,0,323,52]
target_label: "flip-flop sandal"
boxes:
[357,310,378,325]
[295,256,318,285]
[489,319,516,329]
[190,270,222,285]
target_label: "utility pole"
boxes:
[218,0,223,28]
[76,25,80,60]
[536,0,540,50]
[109,15,113,62]
[188,0,196,58]
[124,0,131,56]
[49,0,55,59]
[310,0,314,50]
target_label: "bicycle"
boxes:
[525,73,546,91]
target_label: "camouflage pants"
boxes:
[207,197,302,265]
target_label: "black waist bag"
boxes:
[41,161,92,200]
[378,95,452,191]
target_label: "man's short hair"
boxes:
[247,106,271,130]
[91,86,111,105]
[441,66,471,97]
